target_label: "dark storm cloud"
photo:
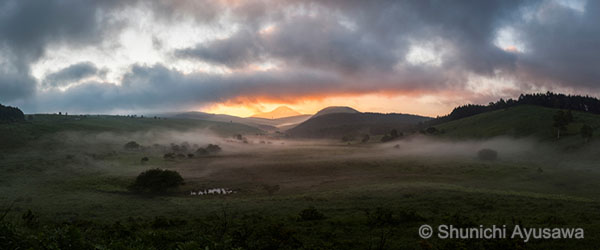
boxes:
[265,15,398,74]
[514,0,600,90]
[401,0,521,74]
[174,14,398,74]
[175,0,520,75]
[42,62,99,87]
[175,29,265,67]
[0,0,127,102]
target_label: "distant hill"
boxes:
[251,106,302,119]
[433,105,600,141]
[246,115,312,130]
[287,112,431,138]
[171,111,310,131]
[432,92,600,125]
[312,106,359,118]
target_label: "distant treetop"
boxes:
[0,103,25,122]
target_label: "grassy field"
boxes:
[433,105,600,141]
[0,114,262,151]
[1,114,600,249]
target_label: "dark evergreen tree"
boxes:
[581,124,594,143]
[0,104,25,122]
[553,110,570,139]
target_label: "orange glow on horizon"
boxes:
[200,92,465,118]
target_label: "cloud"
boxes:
[175,29,264,67]
[42,62,99,87]
[0,0,126,101]
[0,67,36,102]
[174,0,521,75]
[173,2,402,74]
[24,60,461,114]
[25,64,342,113]
[2,0,600,114]
[512,0,600,90]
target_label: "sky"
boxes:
[0,0,598,117]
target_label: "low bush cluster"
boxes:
[129,168,184,193]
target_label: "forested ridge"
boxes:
[433,92,600,124]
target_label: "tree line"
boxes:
[0,103,25,122]
[433,92,600,123]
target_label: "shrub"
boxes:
[0,222,27,249]
[163,153,175,160]
[262,184,280,195]
[170,144,182,152]
[341,135,354,142]
[206,144,222,153]
[425,127,438,134]
[366,207,397,227]
[361,134,370,143]
[380,135,394,142]
[477,148,498,161]
[129,169,184,193]
[298,207,325,221]
[195,148,209,156]
[124,141,140,150]
[581,124,593,142]
[381,129,403,142]
[22,210,39,229]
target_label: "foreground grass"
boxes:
[2,111,600,249]
[2,135,600,249]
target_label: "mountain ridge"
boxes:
[251,106,303,119]
[288,112,431,138]
[312,106,359,118]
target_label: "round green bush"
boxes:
[129,168,184,193]
[477,148,498,161]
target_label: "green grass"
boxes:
[2,136,600,248]
[2,112,600,249]
[434,105,600,141]
[0,114,262,151]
